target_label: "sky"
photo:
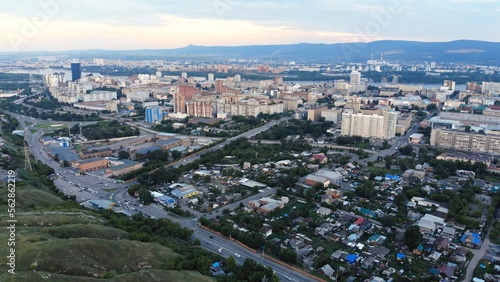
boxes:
[0,0,498,52]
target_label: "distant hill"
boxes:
[1,40,500,64]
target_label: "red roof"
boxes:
[355,217,365,225]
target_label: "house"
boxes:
[305,174,330,187]
[309,169,344,185]
[310,153,328,164]
[438,265,455,279]
[316,207,332,216]
[413,244,424,256]
[436,236,451,252]
[417,214,446,235]
[346,254,358,264]
[441,226,456,239]
[259,225,273,237]
[319,264,335,279]
[461,231,482,248]
[248,197,285,214]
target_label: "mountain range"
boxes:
[2,40,500,64]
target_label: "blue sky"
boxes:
[1,0,498,52]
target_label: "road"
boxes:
[193,228,317,282]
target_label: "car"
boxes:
[209,236,214,239]
[285,276,292,281]
[234,253,241,258]
[206,241,211,245]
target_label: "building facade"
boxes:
[341,110,397,139]
[430,128,500,155]
[71,62,81,82]
[145,106,163,123]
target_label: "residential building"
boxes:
[341,110,397,139]
[145,106,163,123]
[430,128,500,155]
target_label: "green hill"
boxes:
[2,269,215,282]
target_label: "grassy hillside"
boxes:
[19,238,178,277]
[2,269,215,282]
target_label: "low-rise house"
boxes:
[248,197,285,214]
[441,226,456,238]
[316,207,332,216]
[461,231,482,248]
[259,225,273,237]
[319,264,335,279]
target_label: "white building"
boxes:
[341,110,397,139]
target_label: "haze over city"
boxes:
[1,0,500,52]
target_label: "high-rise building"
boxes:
[208,73,215,82]
[443,80,456,91]
[71,62,81,82]
[341,110,397,139]
[215,80,224,94]
[350,71,361,85]
[145,106,163,123]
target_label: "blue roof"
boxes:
[359,208,377,218]
[460,232,482,245]
[385,174,400,181]
[212,262,220,268]
[368,234,380,241]
[429,268,440,274]
[472,236,482,245]
[396,253,406,259]
[346,254,358,264]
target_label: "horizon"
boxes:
[1,0,498,52]
[1,39,499,54]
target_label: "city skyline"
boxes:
[1,0,499,52]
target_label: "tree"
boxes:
[53,154,59,162]
[118,150,130,159]
[227,255,237,272]
[194,238,200,246]
[138,188,154,205]
[203,175,211,184]
[403,226,422,250]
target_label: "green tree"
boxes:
[118,150,130,159]
[227,255,237,272]
[403,226,422,250]
[138,188,154,205]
